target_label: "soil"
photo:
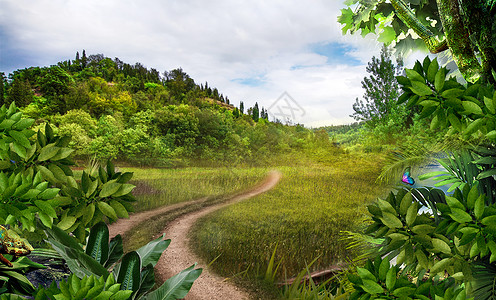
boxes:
[108,170,282,300]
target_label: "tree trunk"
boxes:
[436,0,482,83]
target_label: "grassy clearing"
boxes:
[117,167,267,251]
[190,153,389,283]
[123,167,267,212]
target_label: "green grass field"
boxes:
[118,166,268,250]
[190,154,389,283]
[123,167,267,212]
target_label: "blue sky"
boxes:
[0,0,389,126]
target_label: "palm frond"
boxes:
[377,143,437,184]
[419,149,496,204]
[471,261,496,300]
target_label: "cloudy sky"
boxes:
[0,0,405,126]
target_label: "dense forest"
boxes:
[0,51,325,166]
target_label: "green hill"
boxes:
[0,51,335,166]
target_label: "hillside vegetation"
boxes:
[1,51,325,166]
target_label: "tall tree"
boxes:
[252,102,260,122]
[338,0,496,85]
[0,72,5,105]
[81,50,88,69]
[351,45,404,125]
[240,101,244,114]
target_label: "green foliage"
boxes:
[42,222,201,300]
[0,170,62,231]
[348,256,469,299]
[357,147,496,299]
[340,57,496,300]
[140,264,202,300]
[419,149,496,202]
[0,255,45,297]
[4,52,329,166]
[34,273,132,300]
[57,160,136,240]
[399,56,496,142]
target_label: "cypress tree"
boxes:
[252,102,260,122]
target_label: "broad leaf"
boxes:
[116,251,141,292]
[141,264,202,300]
[136,234,171,268]
[85,222,110,265]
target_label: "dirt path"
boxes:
[108,171,282,300]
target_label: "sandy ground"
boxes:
[108,171,282,300]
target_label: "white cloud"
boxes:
[0,0,391,125]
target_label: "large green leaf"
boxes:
[85,222,110,265]
[72,249,110,278]
[8,130,31,148]
[361,279,384,294]
[38,146,59,162]
[100,182,121,198]
[47,239,93,279]
[133,264,155,300]
[141,264,202,300]
[432,238,452,255]
[116,251,141,292]
[449,208,473,223]
[105,234,123,268]
[136,234,171,268]
[45,225,84,252]
[381,212,403,228]
[97,201,118,221]
[410,81,432,96]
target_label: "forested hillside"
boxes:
[0,51,328,166]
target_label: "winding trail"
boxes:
[108,170,282,300]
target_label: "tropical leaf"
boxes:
[141,264,202,300]
[135,234,171,268]
[85,222,110,265]
[471,262,496,300]
[116,252,141,292]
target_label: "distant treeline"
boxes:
[319,123,362,135]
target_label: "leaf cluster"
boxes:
[41,222,202,300]
[398,57,496,141]
[35,273,132,300]
[0,102,136,243]
[348,255,468,299]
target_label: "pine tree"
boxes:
[351,45,403,126]
[240,101,244,114]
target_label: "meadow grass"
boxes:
[117,166,268,251]
[122,167,267,212]
[190,153,389,284]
